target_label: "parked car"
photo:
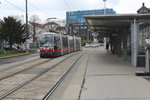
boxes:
[100,43,104,46]
[85,44,91,48]
[91,43,100,47]
[4,45,17,50]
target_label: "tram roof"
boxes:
[41,32,58,35]
[84,14,150,36]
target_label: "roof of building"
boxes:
[137,3,150,14]
[67,8,115,13]
[29,22,43,28]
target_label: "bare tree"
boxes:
[56,26,66,34]
[44,19,61,33]
[30,15,41,42]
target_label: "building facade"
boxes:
[66,9,116,26]
[66,9,116,40]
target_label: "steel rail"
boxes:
[0,53,39,72]
[42,53,84,100]
[0,52,80,99]
[0,59,51,81]
[0,57,39,72]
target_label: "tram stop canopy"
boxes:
[84,14,150,36]
[84,14,150,67]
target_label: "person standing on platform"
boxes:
[106,41,109,53]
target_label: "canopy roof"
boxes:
[84,14,150,36]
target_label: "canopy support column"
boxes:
[123,30,128,61]
[131,18,139,67]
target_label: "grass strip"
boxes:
[0,51,29,58]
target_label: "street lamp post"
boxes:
[0,1,4,52]
[25,0,29,39]
[103,0,106,14]
[25,0,29,51]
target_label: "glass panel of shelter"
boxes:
[138,26,150,55]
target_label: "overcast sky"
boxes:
[0,0,150,23]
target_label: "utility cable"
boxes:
[63,0,71,10]
[25,0,51,16]
[3,0,25,12]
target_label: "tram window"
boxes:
[62,36,68,48]
[40,35,53,47]
[70,39,74,47]
[76,39,80,46]
[54,36,61,49]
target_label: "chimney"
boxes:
[142,3,145,7]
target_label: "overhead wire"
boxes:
[3,0,25,12]
[63,0,71,10]
[25,0,71,13]
[3,0,52,16]
[25,0,51,17]
[2,0,70,20]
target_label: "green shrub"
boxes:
[81,40,92,46]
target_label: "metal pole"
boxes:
[25,0,29,51]
[146,49,150,72]
[0,2,4,52]
[26,0,29,39]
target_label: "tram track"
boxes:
[0,53,39,72]
[0,52,83,100]
[0,58,51,81]
[42,52,84,100]
[0,56,39,72]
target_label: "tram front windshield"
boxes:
[40,35,53,47]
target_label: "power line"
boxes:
[63,0,71,10]
[3,0,50,16]
[25,0,51,16]
[3,0,69,19]
[3,0,25,12]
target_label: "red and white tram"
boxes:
[39,32,82,58]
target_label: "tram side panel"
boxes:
[74,36,81,51]
[76,38,80,51]
[62,35,68,55]
[68,36,74,52]
[54,35,61,57]
[73,36,76,51]
[67,35,70,53]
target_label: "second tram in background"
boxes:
[39,32,82,58]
